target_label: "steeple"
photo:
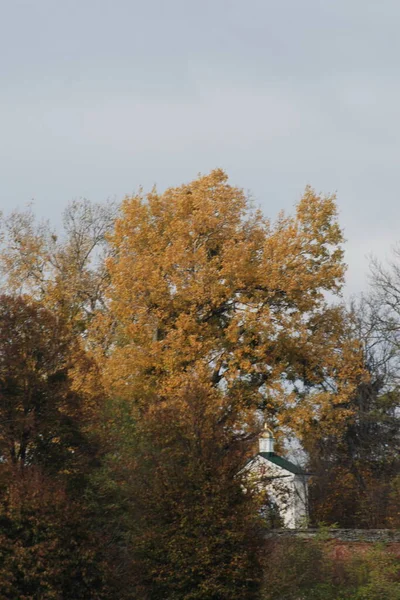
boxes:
[259,424,274,454]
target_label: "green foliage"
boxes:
[340,545,400,600]
[261,539,400,600]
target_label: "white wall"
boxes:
[246,455,309,529]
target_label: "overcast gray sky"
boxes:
[1,0,400,296]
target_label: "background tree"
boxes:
[305,297,400,527]
[367,244,400,380]
[0,294,99,479]
[0,295,115,598]
[0,199,118,332]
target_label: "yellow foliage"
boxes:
[0,199,118,331]
[93,170,363,436]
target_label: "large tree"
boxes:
[81,170,366,598]
[94,169,362,437]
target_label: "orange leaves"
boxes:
[262,189,345,309]
[95,169,362,440]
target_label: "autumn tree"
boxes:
[0,199,118,332]
[0,295,116,598]
[0,172,377,595]
[83,170,364,596]
[95,169,362,437]
[0,294,99,480]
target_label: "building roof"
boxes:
[258,452,309,476]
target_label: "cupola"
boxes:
[259,424,274,454]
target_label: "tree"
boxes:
[0,295,115,598]
[83,170,365,597]
[0,199,118,332]
[0,294,99,479]
[89,383,264,600]
[94,169,362,438]
[305,299,400,527]
[366,245,400,382]
[0,468,112,600]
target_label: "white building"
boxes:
[246,426,310,529]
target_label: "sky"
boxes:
[1,0,400,296]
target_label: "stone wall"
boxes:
[265,528,400,542]
[264,529,400,559]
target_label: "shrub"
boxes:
[261,538,400,600]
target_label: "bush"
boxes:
[261,538,400,600]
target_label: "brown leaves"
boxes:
[0,295,100,475]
